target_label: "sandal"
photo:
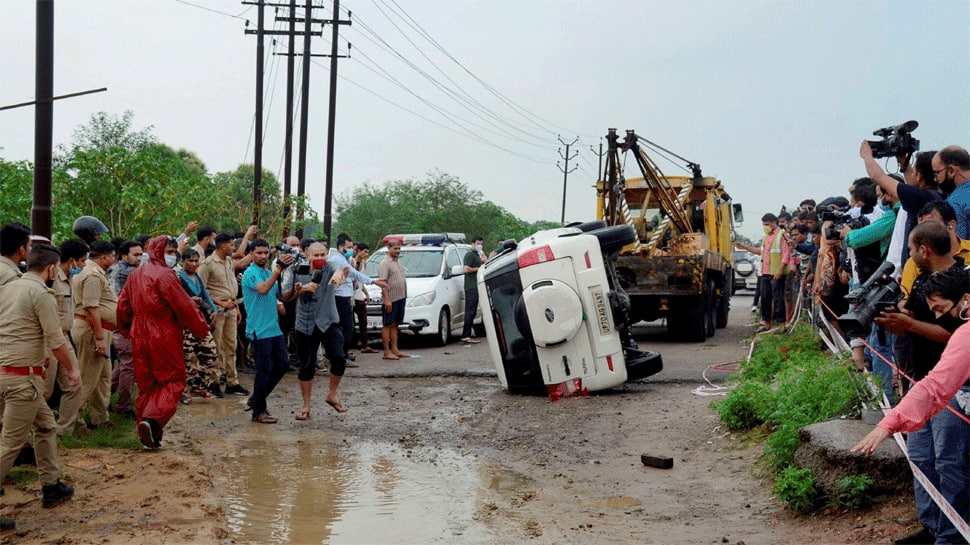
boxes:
[295,410,311,421]
[360,347,378,353]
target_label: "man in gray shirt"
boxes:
[282,242,385,418]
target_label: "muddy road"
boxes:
[2,292,916,544]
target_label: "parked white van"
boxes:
[363,233,484,346]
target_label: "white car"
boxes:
[362,233,484,346]
[477,222,662,395]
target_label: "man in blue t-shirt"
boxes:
[934,145,970,240]
[241,239,294,424]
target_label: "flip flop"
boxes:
[382,354,400,360]
[325,400,347,413]
[360,347,379,353]
[295,410,311,421]
[393,353,410,358]
[461,338,480,344]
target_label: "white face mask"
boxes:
[164,254,178,268]
[959,299,970,321]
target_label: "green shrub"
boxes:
[714,381,775,430]
[773,466,818,513]
[836,474,874,509]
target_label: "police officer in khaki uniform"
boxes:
[0,222,30,287]
[57,240,117,435]
[43,239,89,400]
[199,233,250,397]
[0,244,80,513]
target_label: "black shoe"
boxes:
[207,384,224,399]
[42,480,75,508]
[0,519,14,531]
[225,384,250,396]
[894,527,934,545]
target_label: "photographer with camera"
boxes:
[872,221,968,544]
[861,142,942,267]
[735,213,790,332]
[837,179,900,391]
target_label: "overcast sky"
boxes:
[2,0,968,241]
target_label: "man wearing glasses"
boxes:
[932,145,970,239]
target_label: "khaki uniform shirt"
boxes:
[0,255,22,287]
[53,267,74,333]
[378,257,407,303]
[73,260,118,327]
[0,273,68,367]
[200,252,236,302]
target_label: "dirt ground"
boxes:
[1,293,921,544]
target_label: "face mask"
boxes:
[311,258,327,270]
[763,226,772,235]
[69,260,82,276]
[343,249,354,259]
[164,254,178,268]
[474,244,482,252]
[959,299,970,321]
[44,266,55,288]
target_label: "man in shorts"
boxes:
[378,239,409,360]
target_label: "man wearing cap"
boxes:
[57,240,117,435]
[0,244,81,517]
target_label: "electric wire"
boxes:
[348,17,551,151]
[366,0,552,145]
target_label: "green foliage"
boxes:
[6,467,38,488]
[714,322,862,506]
[332,170,558,249]
[836,474,874,509]
[714,381,775,430]
[773,466,818,513]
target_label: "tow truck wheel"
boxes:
[436,308,451,346]
[703,278,717,338]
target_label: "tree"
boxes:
[332,170,555,249]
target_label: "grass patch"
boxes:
[55,396,142,450]
[713,321,863,510]
[6,467,38,487]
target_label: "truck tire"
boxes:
[716,274,730,329]
[703,278,717,338]
[565,220,607,232]
[667,297,708,342]
[591,225,637,254]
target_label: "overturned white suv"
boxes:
[477,222,662,395]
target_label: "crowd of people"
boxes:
[0,217,408,529]
[737,142,970,545]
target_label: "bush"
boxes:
[714,381,775,430]
[773,466,818,513]
[836,474,875,509]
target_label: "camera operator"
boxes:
[861,142,942,268]
[873,221,967,544]
[839,180,901,392]
[735,213,790,331]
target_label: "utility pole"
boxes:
[246,0,322,237]
[590,137,606,182]
[557,135,579,224]
[322,0,351,239]
[282,0,296,237]
[32,0,54,239]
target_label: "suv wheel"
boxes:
[436,307,451,346]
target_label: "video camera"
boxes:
[836,262,903,338]
[820,208,870,240]
[274,244,310,275]
[867,120,920,159]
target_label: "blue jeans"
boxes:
[908,387,970,544]
[461,287,479,338]
[250,335,289,417]
[865,324,896,405]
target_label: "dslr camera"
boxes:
[274,244,310,275]
[836,262,903,338]
[867,120,920,159]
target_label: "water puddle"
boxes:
[215,434,525,544]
